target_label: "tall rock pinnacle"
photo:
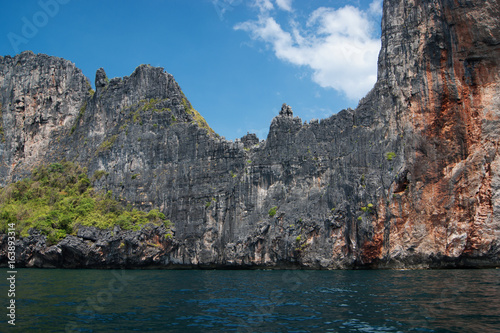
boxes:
[279,103,293,117]
[95,67,108,89]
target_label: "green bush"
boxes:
[360,203,375,214]
[146,209,166,222]
[386,152,396,161]
[92,170,108,181]
[268,206,278,218]
[96,135,118,154]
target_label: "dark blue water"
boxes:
[0,269,499,332]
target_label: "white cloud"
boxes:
[253,0,274,12]
[234,1,381,100]
[275,0,292,12]
[369,0,383,17]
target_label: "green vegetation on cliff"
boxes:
[70,101,87,134]
[385,152,396,161]
[181,97,215,136]
[96,135,118,154]
[0,162,171,244]
[268,206,278,218]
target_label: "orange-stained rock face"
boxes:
[361,0,500,267]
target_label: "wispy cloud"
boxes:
[275,0,293,12]
[253,0,274,12]
[369,0,383,16]
[234,0,382,101]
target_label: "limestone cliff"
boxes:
[0,0,499,269]
[374,0,500,266]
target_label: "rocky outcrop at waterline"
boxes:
[1,0,499,269]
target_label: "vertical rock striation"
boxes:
[0,51,90,181]
[371,0,500,267]
[0,0,499,268]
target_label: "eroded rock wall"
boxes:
[370,0,500,267]
[0,52,90,181]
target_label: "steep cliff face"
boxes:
[0,0,499,268]
[0,52,90,181]
[371,0,500,266]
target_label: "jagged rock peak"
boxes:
[90,63,187,110]
[279,103,293,117]
[241,132,259,148]
[95,67,108,88]
[129,64,173,83]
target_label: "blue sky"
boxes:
[0,0,382,140]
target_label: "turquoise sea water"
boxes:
[0,268,499,332]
